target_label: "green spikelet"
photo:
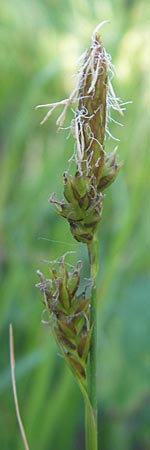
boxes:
[36,256,92,386]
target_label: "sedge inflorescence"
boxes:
[36,24,123,389]
[37,29,123,244]
[36,256,92,386]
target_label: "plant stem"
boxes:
[86,233,99,450]
[85,397,98,450]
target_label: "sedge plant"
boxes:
[36,22,124,450]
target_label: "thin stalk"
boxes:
[85,397,97,450]
[9,324,30,450]
[86,234,99,450]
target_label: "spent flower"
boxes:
[36,29,123,243]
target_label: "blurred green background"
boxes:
[0,0,149,449]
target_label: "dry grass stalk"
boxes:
[9,324,30,450]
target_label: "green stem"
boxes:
[78,381,98,450]
[86,233,98,450]
[85,396,98,450]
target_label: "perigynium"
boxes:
[36,22,124,450]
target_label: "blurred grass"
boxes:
[0,1,150,449]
